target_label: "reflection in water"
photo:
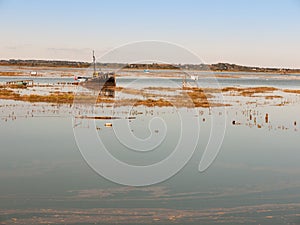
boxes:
[81,82,116,98]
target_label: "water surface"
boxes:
[1,72,300,224]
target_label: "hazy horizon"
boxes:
[1,0,300,68]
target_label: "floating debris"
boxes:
[232,120,241,125]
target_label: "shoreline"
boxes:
[1,62,300,74]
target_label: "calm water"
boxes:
[1,70,300,89]
[1,73,300,224]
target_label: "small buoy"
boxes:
[232,120,236,125]
[104,123,112,127]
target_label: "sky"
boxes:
[0,0,300,68]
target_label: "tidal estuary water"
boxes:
[0,71,300,224]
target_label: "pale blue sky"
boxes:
[1,0,300,67]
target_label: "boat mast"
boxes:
[93,50,97,77]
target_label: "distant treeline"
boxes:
[1,59,299,73]
[209,63,300,73]
[0,59,90,68]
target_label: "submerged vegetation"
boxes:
[0,83,299,108]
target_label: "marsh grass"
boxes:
[0,85,298,108]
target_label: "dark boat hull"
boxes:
[80,73,116,94]
[84,76,115,87]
